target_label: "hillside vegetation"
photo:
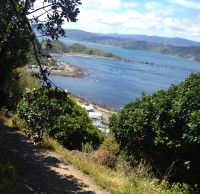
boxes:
[110,72,200,190]
[44,40,123,60]
[91,39,200,61]
[114,41,200,61]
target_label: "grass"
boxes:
[42,134,189,194]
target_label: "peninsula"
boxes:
[44,40,124,60]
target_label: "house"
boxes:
[84,105,94,112]
[93,121,110,134]
[89,112,102,120]
[81,105,94,112]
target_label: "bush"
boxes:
[91,149,117,168]
[17,87,103,150]
[0,107,10,118]
[109,72,200,188]
[99,135,120,155]
[91,135,120,168]
[0,68,39,110]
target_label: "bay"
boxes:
[50,38,200,110]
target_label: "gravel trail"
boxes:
[1,124,110,194]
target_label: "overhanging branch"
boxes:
[27,4,53,15]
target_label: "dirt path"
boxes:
[1,124,110,194]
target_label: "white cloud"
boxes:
[122,2,139,8]
[126,10,141,18]
[32,0,45,10]
[83,0,121,10]
[145,2,155,10]
[172,0,200,9]
[144,1,165,10]
[28,0,200,41]
[64,4,200,41]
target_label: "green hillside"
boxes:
[44,40,123,60]
[90,39,200,61]
[117,41,200,61]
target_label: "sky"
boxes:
[33,0,200,42]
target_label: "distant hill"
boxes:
[65,29,200,61]
[66,29,200,47]
[99,33,200,47]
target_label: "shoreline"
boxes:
[50,52,131,62]
[51,52,118,59]
[28,53,121,115]
[27,61,86,78]
[49,54,119,114]
[50,61,86,78]
[69,93,117,114]
[69,94,117,126]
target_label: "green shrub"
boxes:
[82,142,94,154]
[17,87,103,150]
[0,68,39,110]
[0,107,10,118]
[110,72,200,188]
[99,135,120,155]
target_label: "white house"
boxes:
[84,105,94,112]
[89,112,102,119]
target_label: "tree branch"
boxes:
[23,0,30,15]
[28,8,53,21]
[27,4,53,15]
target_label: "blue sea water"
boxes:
[50,38,200,110]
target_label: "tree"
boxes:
[0,0,81,89]
[109,72,200,187]
[17,87,103,150]
[0,0,31,88]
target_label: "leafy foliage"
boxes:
[0,0,31,89]
[0,0,81,96]
[0,68,39,110]
[99,135,120,156]
[109,72,200,187]
[17,87,103,150]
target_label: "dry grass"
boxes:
[42,134,183,194]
